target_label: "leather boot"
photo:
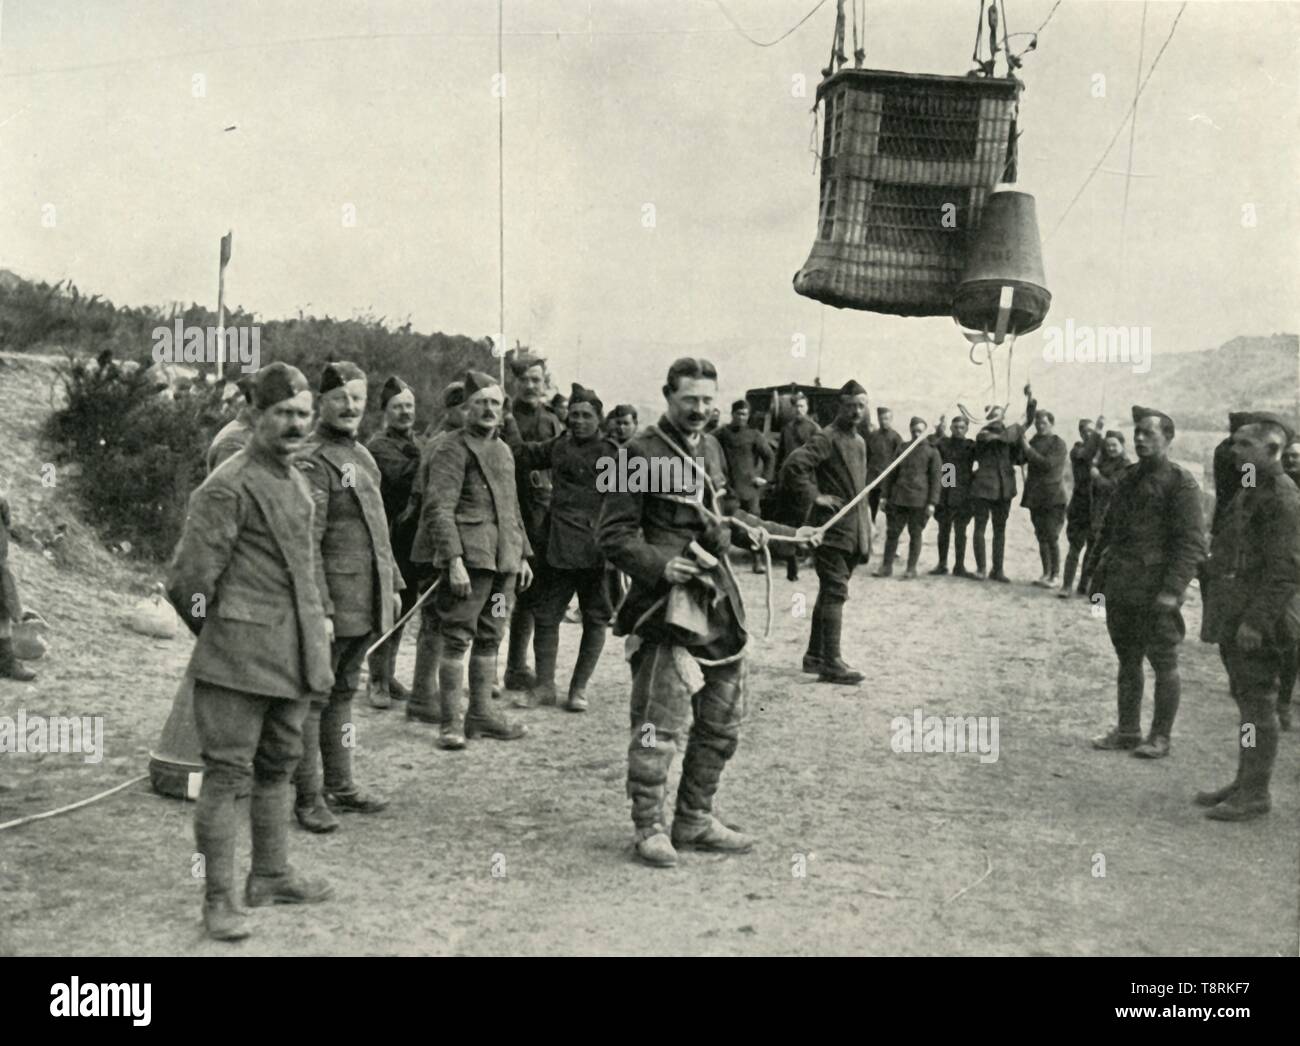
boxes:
[466,653,526,740]
[566,622,605,712]
[628,731,677,867]
[802,599,825,674]
[0,638,36,682]
[1093,656,1143,749]
[250,779,292,879]
[293,706,339,833]
[195,781,249,941]
[366,650,391,709]
[519,621,560,708]
[504,606,536,690]
[437,653,467,750]
[406,616,442,723]
[245,867,334,907]
[1061,546,1080,594]
[875,527,897,577]
[1195,741,1244,806]
[817,603,865,685]
[1207,696,1277,821]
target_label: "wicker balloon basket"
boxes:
[793,68,1023,316]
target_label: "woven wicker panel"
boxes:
[794,70,1020,316]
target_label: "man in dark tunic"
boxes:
[1280,437,1300,731]
[715,400,775,574]
[166,363,333,941]
[971,388,1036,583]
[863,406,904,526]
[504,383,613,712]
[425,370,534,749]
[775,392,820,581]
[598,357,816,868]
[1197,415,1299,819]
[1089,406,1206,760]
[782,380,873,684]
[403,381,467,725]
[504,354,563,692]
[928,414,976,577]
[1060,416,1103,596]
[292,362,399,832]
[878,416,941,580]
[1019,408,1069,588]
[1077,430,1129,597]
[365,375,422,708]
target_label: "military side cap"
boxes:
[380,375,412,408]
[610,403,637,419]
[1236,411,1295,444]
[320,361,366,394]
[1228,411,1250,434]
[877,405,892,417]
[1131,404,1175,438]
[550,391,568,407]
[442,380,466,408]
[464,370,501,399]
[840,379,866,397]
[569,382,603,415]
[1104,429,1126,443]
[252,362,309,409]
[910,415,926,428]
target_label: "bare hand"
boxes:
[814,494,844,510]
[448,557,471,599]
[795,525,822,548]
[518,560,534,592]
[754,476,767,487]
[324,617,335,643]
[923,504,935,522]
[663,556,702,584]
[1236,622,1263,652]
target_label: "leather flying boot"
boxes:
[518,620,561,708]
[1206,696,1277,821]
[565,621,605,712]
[504,605,536,690]
[1091,727,1141,750]
[629,731,677,867]
[465,653,526,740]
[321,695,388,813]
[671,815,753,854]
[0,638,36,682]
[817,603,865,685]
[635,824,678,867]
[293,706,339,832]
[245,867,334,907]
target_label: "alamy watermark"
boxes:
[1040,320,1151,374]
[0,710,105,763]
[595,448,704,497]
[890,707,1000,764]
[151,320,261,374]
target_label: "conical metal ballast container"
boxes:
[148,669,203,799]
[951,187,1051,339]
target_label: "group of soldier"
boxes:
[6,344,1293,941]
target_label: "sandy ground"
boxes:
[1,353,1297,955]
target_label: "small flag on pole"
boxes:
[220,230,233,268]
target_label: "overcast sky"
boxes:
[1,0,1297,409]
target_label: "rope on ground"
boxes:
[0,773,149,833]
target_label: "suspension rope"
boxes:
[1046,1,1187,242]
[712,0,833,48]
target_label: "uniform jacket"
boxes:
[0,496,21,623]
[863,426,904,482]
[510,399,564,547]
[1088,452,1129,533]
[883,437,942,510]
[1090,457,1206,606]
[407,423,456,566]
[504,422,611,570]
[932,435,976,508]
[776,415,820,470]
[1021,432,1069,510]
[1202,471,1300,643]
[205,414,252,475]
[366,427,422,570]
[166,442,333,699]
[1067,432,1102,511]
[425,427,532,573]
[971,420,1028,501]
[295,426,403,639]
[715,423,774,502]
[781,421,871,555]
[597,416,794,657]
[1210,436,1238,536]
